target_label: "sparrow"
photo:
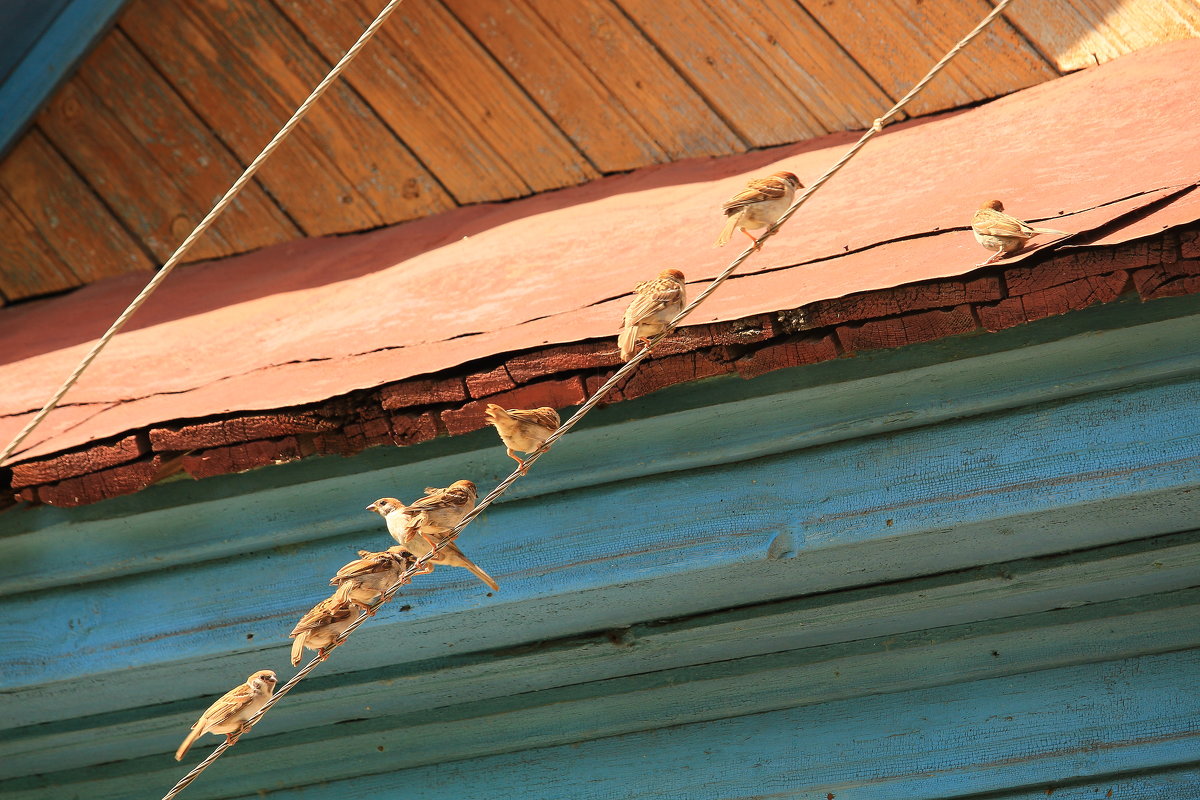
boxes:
[971,199,1069,266]
[330,547,415,611]
[617,269,687,361]
[289,594,358,666]
[367,493,499,591]
[484,405,561,473]
[715,171,802,248]
[175,670,277,761]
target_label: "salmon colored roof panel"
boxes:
[1,39,1199,465]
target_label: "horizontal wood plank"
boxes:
[800,0,1060,118]
[13,647,1195,800]
[118,0,453,235]
[0,127,154,285]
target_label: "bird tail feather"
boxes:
[714,212,740,247]
[175,725,202,761]
[331,582,353,606]
[290,632,306,667]
[1030,227,1069,236]
[465,560,500,592]
[617,326,639,361]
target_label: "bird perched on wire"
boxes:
[971,199,1068,266]
[715,171,802,248]
[330,547,415,611]
[366,486,499,591]
[485,405,560,474]
[175,670,277,761]
[618,268,687,361]
[290,595,357,666]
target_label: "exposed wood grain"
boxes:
[0,128,154,287]
[0,186,79,301]
[450,0,743,166]
[614,0,826,145]
[118,0,452,235]
[702,0,895,134]
[275,0,596,203]
[37,70,236,262]
[799,0,1060,118]
[441,0,667,171]
[1005,0,1200,72]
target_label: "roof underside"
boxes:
[0,0,1197,304]
[2,39,1200,506]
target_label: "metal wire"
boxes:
[158,1,1013,796]
[0,0,410,468]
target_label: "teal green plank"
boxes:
[24,647,1186,800]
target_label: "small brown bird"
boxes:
[971,199,1069,266]
[618,269,687,361]
[484,405,561,473]
[330,547,415,610]
[715,171,803,248]
[367,493,499,591]
[175,670,277,761]
[289,595,357,666]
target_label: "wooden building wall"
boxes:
[1,0,1198,305]
[1,293,1199,799]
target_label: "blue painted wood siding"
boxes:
[1,297,1199,798]
[0,0,128,155]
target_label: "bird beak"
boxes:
[365,503,376,512]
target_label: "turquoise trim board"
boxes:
[0,0,129,156]
[1,294,1198,798]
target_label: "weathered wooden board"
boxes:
[1005,0,1200,72]
[118,0,453,235]
[274,0,595,204]
[614,0,824,145]
[14,647,1194,800]
[4,317,1200,726]
[446,0,744,167]
[0,127,153,286]
[0,185,79,301]
[799,0,1060,118]
[37,61,241,262]
[2,542,1196,781]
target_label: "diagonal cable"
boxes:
[0,0,410,468]
[156,1,1013,797]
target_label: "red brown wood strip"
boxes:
[119,0,453,235]
[799,0,1059,118]
[10,433,148,488]
[0,186,80,301]
[614,0,825,146]
[0,128,156,286]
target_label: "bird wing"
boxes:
[623,277,684,328]
[410,487,465,512]
[198,682,255,729]
[290,599,352,637]
[504,407,560,430]
[972,208,1036,239]
[332,552,391,583]
[722,176,790,214]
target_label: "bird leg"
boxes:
[975,250,1005,267]
[506,448,530,475]
[741,228,764,251]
